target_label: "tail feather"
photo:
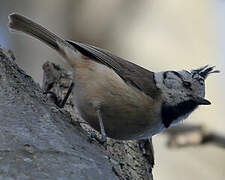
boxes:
[8,13,78,66]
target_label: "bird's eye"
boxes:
[183,81,191,88]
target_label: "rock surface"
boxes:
[0,49,120,180]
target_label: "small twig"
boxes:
[165,124,225,149]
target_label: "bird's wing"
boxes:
[67,40,161,99]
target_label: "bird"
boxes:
[8,13,219,149]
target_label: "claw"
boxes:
[88,132,108,150]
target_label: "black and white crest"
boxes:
[191,65,220,84]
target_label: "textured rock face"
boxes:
[42,61,154,180]
[0,49,119,180]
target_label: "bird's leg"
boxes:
[58,82,74,108]
[93,109,107,150]
[44,82,74,108]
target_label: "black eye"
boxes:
[183,81,191,88]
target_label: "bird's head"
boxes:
[155,65,219,128]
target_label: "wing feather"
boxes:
[67,40,161,99]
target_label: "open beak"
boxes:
[193,96,211,105]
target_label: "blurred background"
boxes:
[0,0,224,179]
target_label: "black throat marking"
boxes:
[161,100,198,128]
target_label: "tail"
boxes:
[8,13,79,66]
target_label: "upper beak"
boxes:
[193,96,211,105]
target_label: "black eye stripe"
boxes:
[164,71,183,80]
[171,71,183,80]
[164,71,195,90]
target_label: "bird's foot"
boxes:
[88,132,108,150]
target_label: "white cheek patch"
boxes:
[164,79,180,89]
[154,70,206,107]
[154,71,187,105]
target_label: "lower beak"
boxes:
[193,96,211,105]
